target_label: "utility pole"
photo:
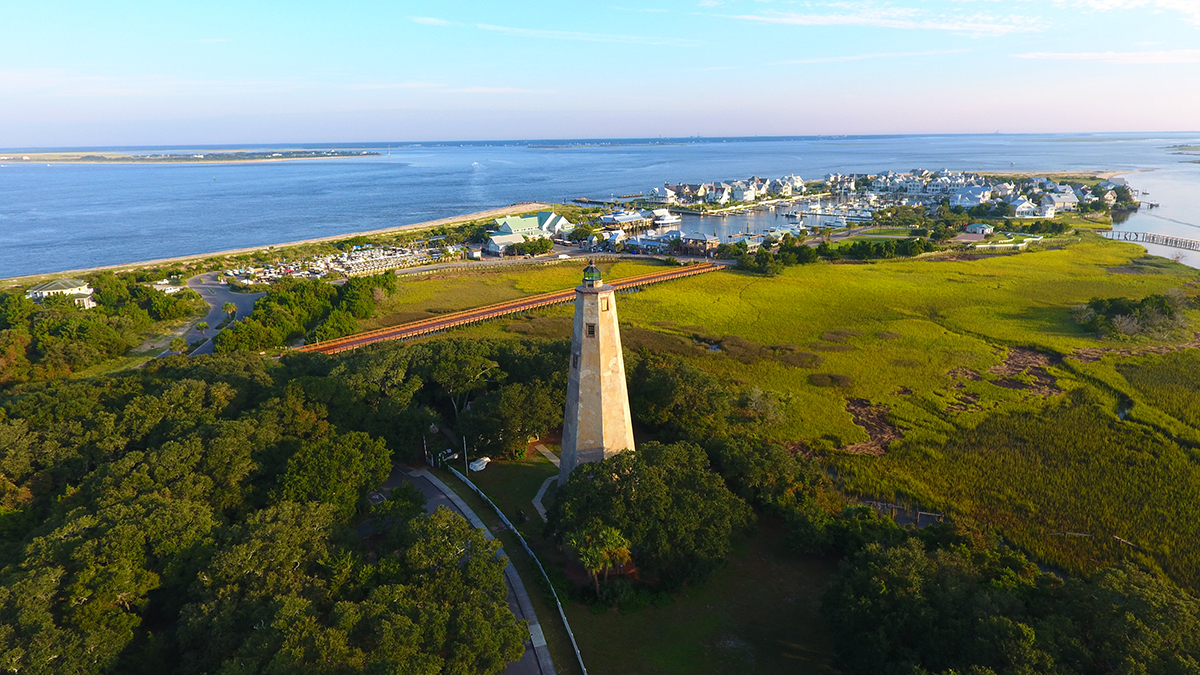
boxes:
[463,437,468,474]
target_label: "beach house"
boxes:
[706,183,732,205]
[25,278,96,309]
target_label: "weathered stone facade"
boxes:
[558,264,636,484]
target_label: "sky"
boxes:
[2,0,1200,146]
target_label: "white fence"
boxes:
[449,468,589,675]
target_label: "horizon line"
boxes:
[4,130,1200,153]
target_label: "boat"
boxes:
[650,208,682,227]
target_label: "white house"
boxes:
[26,278,96,309]
[783,174,806,192]
[645,186,677,205]
[1042,193,1079,212]
[991,182,1016,198]
[1010,198,1039,218]
[706,183,732,204]
[1039,203,1057,218]
[484,233,529,255]
[951,186,993,208]
[732,181,757,202]
[768,178,793,196]
[928,177,952,194]
[966,223,995,235]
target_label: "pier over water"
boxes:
[1101,231,1200,252]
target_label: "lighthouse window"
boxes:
[586,323,596,338]
[601,297,609,311]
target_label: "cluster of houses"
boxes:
[829,170,1126,220]
[645,175,807,206]
[482,209,691,255]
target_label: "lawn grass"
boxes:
[458,450,838,675]
[563,518,837,675]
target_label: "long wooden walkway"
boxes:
[298,262,722,355]
[1101,230,1200,252]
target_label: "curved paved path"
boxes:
[185,273,264,356]
[384,467,555,675]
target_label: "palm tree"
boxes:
[568,525,631,592]
[195,321,209,337]
[222,302,237,318]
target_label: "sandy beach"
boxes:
[1,202,550,286]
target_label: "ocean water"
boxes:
[1,133,1199,278]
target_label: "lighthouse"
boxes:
[558,263,636,485]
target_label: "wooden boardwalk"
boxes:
[1101,230,1200,252]
[298,262,722,355]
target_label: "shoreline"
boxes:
[0,155,378,166]
[0,202,550,286]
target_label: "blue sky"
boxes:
[3,0,1199,145]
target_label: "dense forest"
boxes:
[3,315,1200,672]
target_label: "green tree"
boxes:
[222,302,237,317]
[195,321,209,337]
[548,441,754,589]
[278,431,391,519]
[461,380,562,459]
[427,345,503,420]
[568,524,632,592]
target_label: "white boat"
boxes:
[651,208,682,226]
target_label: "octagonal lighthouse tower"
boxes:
[558,263,636,485]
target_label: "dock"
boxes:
[1101,230,1200,252]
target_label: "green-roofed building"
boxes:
[487,211,575,254]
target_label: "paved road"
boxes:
[185,273,265,356]
[367,466,553,675]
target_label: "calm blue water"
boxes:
[2,134,1199,278]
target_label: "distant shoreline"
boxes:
[0,202,550,286]
[0,150,380,165]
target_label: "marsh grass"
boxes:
[409,238,1200,586]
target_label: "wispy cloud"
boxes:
[727,6,1039,36]
[1015,49,1200,64]
[476,23,702,47]
[409,16,451,26]
[775,49,968,65]
[1049,1,1200,26]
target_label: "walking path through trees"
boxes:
[392,467,555,675]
